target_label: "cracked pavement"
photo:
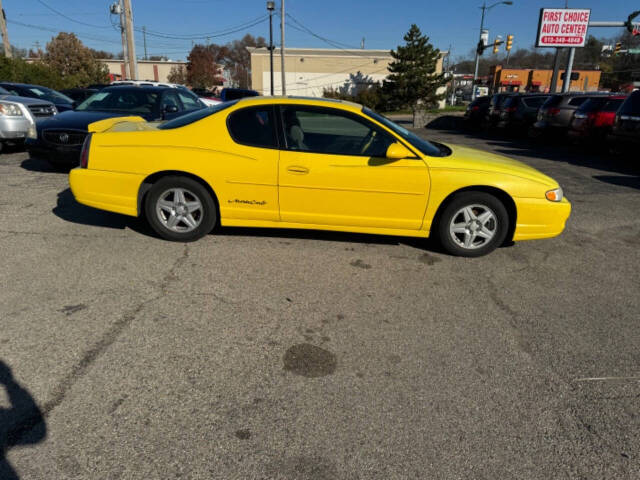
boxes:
[1,129,639,479]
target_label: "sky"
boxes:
[4,0,639,61]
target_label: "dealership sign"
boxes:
[536,8,591,47]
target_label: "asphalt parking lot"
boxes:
[1,126,639,479]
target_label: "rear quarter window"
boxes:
[619,92,640,115]
[523,96,549,108]
[602,99,624,112]
[227,106,277,148]
[568,97,588,107]
[542,95,562,108]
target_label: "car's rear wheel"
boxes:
[436,192,509,257]
[144,176,216,242]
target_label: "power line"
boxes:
[8,19,123,45]
[139,14,269,39]
[284,13,360,50]
[34,0,112,29]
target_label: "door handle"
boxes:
[287,165,309,174]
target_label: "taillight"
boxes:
[548,107,561,116]
[505,106,516,113]
[80,133,92,168]
[471,105,480,111]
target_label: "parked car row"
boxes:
[464,90,640,152]
[0,79,263,166]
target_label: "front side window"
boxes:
[227,106,277,148]
[178,91,201,110]
[162,91,181,110]
[281,106,393,157]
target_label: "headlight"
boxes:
[0,101,24,116]
[545,187,563,202]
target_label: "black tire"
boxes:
[144,176,217,242]
[436,192,509,257]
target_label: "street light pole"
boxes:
[472,3,487,101]
[471,1,513,100]
[267,1,275,95]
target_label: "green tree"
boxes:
[44,33,109,87]
[383,24,446,125]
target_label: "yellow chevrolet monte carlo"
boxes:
[69,97,570,257]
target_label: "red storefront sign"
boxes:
[536,8,591,48]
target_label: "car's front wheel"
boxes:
[436,192,509,257]
[144,176,217,242]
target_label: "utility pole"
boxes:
[0,0,12,58]
[111,1,129,79]
[561,47,575,92]
[280,0,286,95]
[267,2,275,95]
[142,26,147,60]
[123,0,138,80]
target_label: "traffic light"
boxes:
[615,42,622,55]
[506,35,513,51]
[493,38,500,54]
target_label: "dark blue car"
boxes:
[0,82,75,112]
[26,85,206,168]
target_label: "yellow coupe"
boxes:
[69,97,570,256]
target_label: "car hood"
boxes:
[433,144,558,187]
[35,110,134,132]
[0,94,54,106]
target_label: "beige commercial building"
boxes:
[100,59,187,83]
[249,47,445,101]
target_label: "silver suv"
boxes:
[0,86,57,152]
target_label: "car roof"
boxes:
[0,82,52,89]
[103,85,173,92]
[234,95,363,111]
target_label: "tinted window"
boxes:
[523,96,549,108]
[159,101,236,129]
[576,97,607,113]
[502,96,517,107]
[178,91,201,109]
[282,106,393,157]
[542,95,563,108]
[619,92,640,115]
[602,98,624,113]
[162,91,181,110]
[227,106,277,148]
[568,97,588,107]
[363,108,447,157]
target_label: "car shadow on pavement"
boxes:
[592,175,640,191]
[0,360,47,480]
[52,188,153,236]
[20,157,70,174]
[217,226,447,253]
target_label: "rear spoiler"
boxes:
[87,116,147,133]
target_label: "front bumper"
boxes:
[513,197,571,241]
[69,167,143,217]
[26,138,82,165]
[0,116,32,141]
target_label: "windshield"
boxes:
[25,86,73,104]
[158,101,238,129]
[0,86,9,95]
[76,90,160,114]
[362,108,448,157]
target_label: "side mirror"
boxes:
[164,105,179,114]
[386,142,413,159]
